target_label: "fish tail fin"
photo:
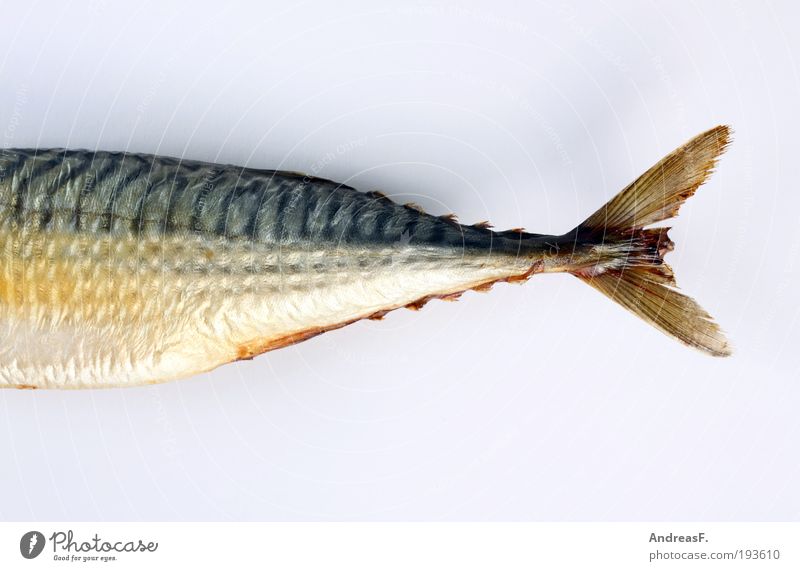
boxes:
[567,125,732,356]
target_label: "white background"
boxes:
[0,0,797,520]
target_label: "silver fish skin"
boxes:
[0,127,731,388]
[0,148,550,388]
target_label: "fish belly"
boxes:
[0,227,527,388]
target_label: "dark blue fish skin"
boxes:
[0,149,547,259]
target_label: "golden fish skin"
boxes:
[0,127,731,388]
[0,149,541,388]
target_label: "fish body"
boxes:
[0,127,731,388]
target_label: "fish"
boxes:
[0,126,731,389]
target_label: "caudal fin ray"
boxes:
[579,125,731,234]
[581,269,731,357]
[570,126,732,356]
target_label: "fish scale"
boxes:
[0,127,732,388]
